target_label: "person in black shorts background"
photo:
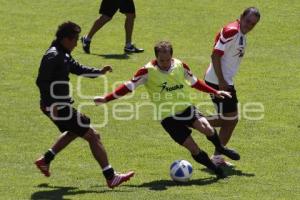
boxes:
[81,0,144,54]
[35,21,134,188]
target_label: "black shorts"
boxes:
[99,0,135,17]
[161,106,204,145]
[41,105,90,137]
[205,81,238,114]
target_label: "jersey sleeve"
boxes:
[69,57,102,77]
[191,79,218,94]
[182,63,197,85]
[213,26,239,56]
[182,63,217,94]
[105,67,148,102]
[124,67,148,91]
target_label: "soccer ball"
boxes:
[170,160,193,182]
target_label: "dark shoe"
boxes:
[218,147,240,161]
[124,44,144,53]
[81,36,91,54]
[214,167,226,179]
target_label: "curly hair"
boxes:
[55,21,81,41]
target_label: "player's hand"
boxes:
[215,91,232,99]
[219,80,229,91]
[94,96,107,105]
[100,65,113,74]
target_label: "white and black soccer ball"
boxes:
[170,160,193,182]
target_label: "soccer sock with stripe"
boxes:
[102,165,115,180]
[44,149,55,164]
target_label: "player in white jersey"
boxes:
[204,7,260,166]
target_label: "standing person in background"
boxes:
[204,7,260,166]
[81,0,144,54]
[35,21,134,189]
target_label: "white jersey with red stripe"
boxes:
[205,20,246,85]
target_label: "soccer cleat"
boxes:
[211,155,234,167]
[81,36,91,54]
[124,44,144,53]
[217,146,240,161]
[35,157,50,177]
[106,171,134,189]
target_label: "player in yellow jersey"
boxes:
[94,41,240,178]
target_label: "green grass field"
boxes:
[1,0,300,199]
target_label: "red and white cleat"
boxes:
[106,171,134,189]
[35,157,50,177]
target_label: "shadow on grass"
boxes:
[31,183,126,200]
[90,53,130,59]
[200,166,255,177]
[127,166,255,191]
[126,177,218,191]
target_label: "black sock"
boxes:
[206,129,223,151]
[192,150,226,178]
[214,149,221,155]
[44,150,55,164]
[103,167,115,180]
[192,150,217,171]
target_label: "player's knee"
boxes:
[83,129,101,142]
[126,13,136,20]
[207,125,215,135]
[224,118,238,127]
[99,15,112,22]
[94,132,101,141]
[91,129,101,140]
[202,126,215,136]
[199,118,214,134]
